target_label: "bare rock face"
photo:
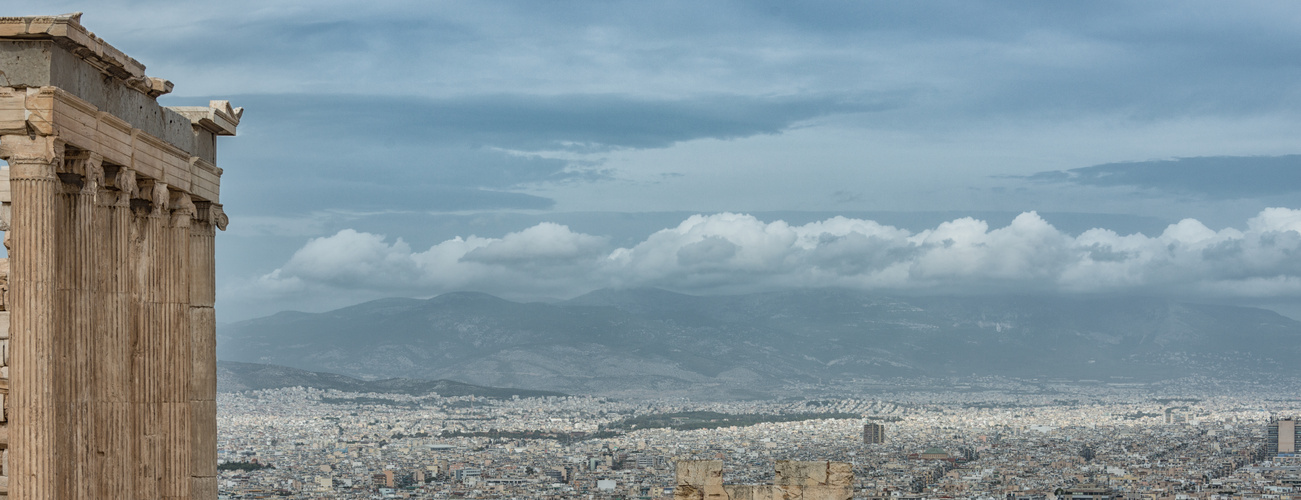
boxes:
[676,460,853,500]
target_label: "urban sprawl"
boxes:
[217,378,1301,500]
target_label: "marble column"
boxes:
[1,135,62,500]
[55,153,102,500]
[164,191,194,500]
[131,179,168,500]
[91,166,135,499]
[189,201,220,499]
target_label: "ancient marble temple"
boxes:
[0,13,237,500]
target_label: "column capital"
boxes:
[0,135,63,180]
[137,179,170,214]
[192,201,228,231]
[170,191,196,227]
[84,155,105,196]
[60,152,105,196]
[108,166,139,207]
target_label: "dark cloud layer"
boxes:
[220,92,878,151]
[1025,155,1301,199]
[138,1,1301,219]
[192,92,874,214]
[127,1,1301,123]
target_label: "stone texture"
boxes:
[676,460,853,500]
[0,13,236,500]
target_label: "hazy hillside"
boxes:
[218,289,1301,396]
[217,360,565,398]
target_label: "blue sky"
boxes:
[14,1,1301,320]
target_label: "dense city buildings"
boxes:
[675,460,853,500]
[212,377,1301,499]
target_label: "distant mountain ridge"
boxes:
[217,360,565,398]
[218,288,1301,396]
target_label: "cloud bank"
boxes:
[208,92,875,214]
[242,208,1301,312]
[1024,155,1301,199]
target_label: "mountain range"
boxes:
[217,360,565,398]
[217,288,1301,397]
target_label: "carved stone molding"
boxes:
[173,101,243,137]
[151,181,169,212]
[192,201,211,224]
[136,179,170,213]
[212,203,228,231]
[0,136,63,181]
[0,13,151,92]
[109,166,137,196]
[57,152,104,198]
[170,191,195,226]
[110,166,139,205]
[0,88,228,202]
[82,154,104,195]
[192,201,228,230]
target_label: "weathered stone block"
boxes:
[0,167,9,203]
[776,460,826,486]
[826,462,852,487]
[675,460,728,500]
[726,484,771,500]
[676,460,723,486]
[191,476,217,499]
[677,460,853,500]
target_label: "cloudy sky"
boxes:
[15,1,1301,320]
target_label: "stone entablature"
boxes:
[0,88,232,204]
[0,14,156,94]
[0,12,240,166]
[675,460,854,500]
[0,13,236,500]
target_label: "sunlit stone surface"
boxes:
[0,13,237,500]
[676,460,853,500]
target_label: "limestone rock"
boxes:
[676,460,853,500]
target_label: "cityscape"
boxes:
[6,4,1301,500]
[214,378,1301,499]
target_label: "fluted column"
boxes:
[131,180,168,500]
[55,152,101,500]
[91,167,135,499]
[189,201,221,499]
[1,135,62,500]
[163,192,193,500]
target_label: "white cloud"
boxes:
[280,229,421,288]
[241,208,1301,313]
[462,222,608,266]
